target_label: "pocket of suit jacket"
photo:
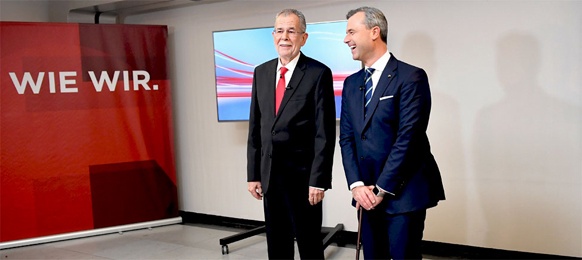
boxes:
[375,95,397,122]
[379,95,394,101]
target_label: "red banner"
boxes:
[0,22,177,242]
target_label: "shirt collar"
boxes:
[277,53,300,72]
[366,51,391,73]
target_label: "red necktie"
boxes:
[275,67,288,115]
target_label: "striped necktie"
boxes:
[364,68,375,117]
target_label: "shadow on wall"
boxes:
[400,32,467,244]
[473,32,582,254]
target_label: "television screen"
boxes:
[213,20,361,121]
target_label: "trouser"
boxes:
[360,208,427,260]
[263,173,324,259]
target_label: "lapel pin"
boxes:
[387,74,392,78]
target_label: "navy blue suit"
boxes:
[339,54,445,259]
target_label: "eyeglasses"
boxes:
[273,29,304,37]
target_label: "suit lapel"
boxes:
[363,55,398,128]
[355,69,366,121]
[264,60,278,118]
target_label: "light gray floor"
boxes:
[0,223,362,259]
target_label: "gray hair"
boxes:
[275,9,307,33]
[346,6,388,43]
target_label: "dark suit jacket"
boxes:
[339,54,445,214]
[247,53,336,194]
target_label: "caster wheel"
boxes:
[221,245,229,255]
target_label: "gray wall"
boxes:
[0,0,49,22]
[1,0,581,257]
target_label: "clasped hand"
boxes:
[352,185,383,210]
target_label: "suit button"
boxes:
[361,135,367,140]
[271,131,276,136]
[360,156,364,160]
[268,154,272,158]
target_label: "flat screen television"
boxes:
[213,20,361,122]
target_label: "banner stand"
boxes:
[0,217,182,250]
[1,22,177,244]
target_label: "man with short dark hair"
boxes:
[340,6,446,259]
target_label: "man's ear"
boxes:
[301,32,309,46]
[371,26,380,41]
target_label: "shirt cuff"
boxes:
[349,181,365,190]
[310,186,325,191]
[376,185,395,196]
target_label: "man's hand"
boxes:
[352,185,381,210]
[308,187,325,205]
[248,181,263,200]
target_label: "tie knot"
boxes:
[365,68,375,78]
[280,67,288,75]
